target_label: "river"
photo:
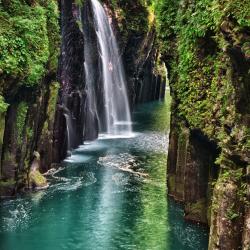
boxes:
[0,96,208,250]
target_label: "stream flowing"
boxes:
[0,100,208,250]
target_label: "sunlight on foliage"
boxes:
[0,0,59,87]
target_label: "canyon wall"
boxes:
[154,0,250,249]
[1,0,249,249]
[0,0,60,195]
[0,0,164,196]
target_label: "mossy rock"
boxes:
[0,179,16,197]
[167,174,176,194]
[185,198,208,224]
[0,110,6,146]
[0,179,15,187]
[29,170,47,189]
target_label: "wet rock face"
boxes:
[0,79,59,196]
[168,121,219,224]
[55,0,86,158]
[243,204,250,250]
[0,1,60,196]
[184,130,219,223]
[58,0,85,95]
[209,176,243,250]
[162,0,250,248]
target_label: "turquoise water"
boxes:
[0,100,208,250]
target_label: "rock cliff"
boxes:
[0,0,60,196]
[154,0,250,248]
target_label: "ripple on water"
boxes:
[1,200,31,232]
[112,173,129,186]
[49,171,97,194]
[114,131,169,154]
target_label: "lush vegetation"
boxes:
[153,0,250,150]
[0,0,59,89]
[0,95,8,113]
[102,0,149,40]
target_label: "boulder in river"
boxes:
[29,151,48,189]
[29,170,48,189]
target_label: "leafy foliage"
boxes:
[0,95,8,113]
[152,0,250,146]
[0,0,59,87]
[16,102,28,145]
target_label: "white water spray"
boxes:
[64,112,74,154]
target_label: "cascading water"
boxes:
[64,113,73,153]
[63,106,76,154]
[90,0,132,136]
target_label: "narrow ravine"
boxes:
[1,0,248,249]
[0,97,208,250]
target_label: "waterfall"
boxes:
[64,113,74,154]
[90,0,132,136]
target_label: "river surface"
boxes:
[0,98,208,250]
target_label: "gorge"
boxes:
[0,0,249,249]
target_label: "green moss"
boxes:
[108,0,149,38]
[153,0,180,54]
[29,170,47,188]
[226,206,239,220]
[3,151,15,163]
[16,102,28,145]
[0,0,59,87]
[47,82,59,121]
[168,174,175,193]
[75,0,84,7]
[211,168,247,215]
[0,95,8,113]
[0,111,6,146]
[41,121,49,137]
[40,82,59,139]
[26,127,33,141]
[207,203,212,226]
[185,198,207,223]
[0,179,15,187]
[153,0,250,154]
[44,1,60,73]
